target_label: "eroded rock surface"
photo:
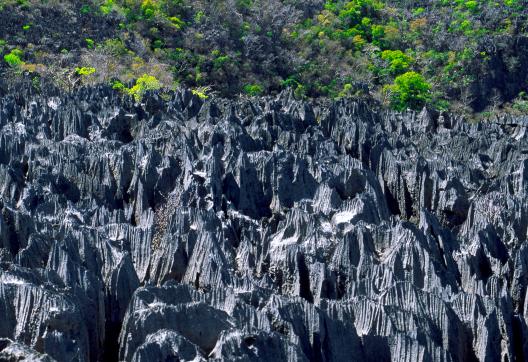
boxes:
[0,86,527,361]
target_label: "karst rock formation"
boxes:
[0,86,527,362]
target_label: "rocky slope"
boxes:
[0,85,527,361]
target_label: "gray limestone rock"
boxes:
[0,85,527,361]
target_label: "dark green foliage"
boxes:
[243,83,263,96]
[80,4,91,14]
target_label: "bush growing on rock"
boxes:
[75,67,96,76]
[85,38,95,49]
[128,74,162,101]
[384,71,431,111]
[243,83,263,96]
[4,49,23,67]
[191,86,210,99]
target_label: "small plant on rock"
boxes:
[128,74,162,102]
[4,49,24,67]
[191,86,210,99]
[75,67,96,76]
[85,38,95,49]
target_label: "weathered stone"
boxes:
[0,85,526,361]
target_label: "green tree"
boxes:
[381,50,413,75]
[384,71,431,111]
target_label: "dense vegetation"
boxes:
[0,0,527,115]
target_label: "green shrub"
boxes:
[100,0,114,15]
[384,71,431,111]
[243,83,263,96]
[194,10,205,23]
[191,86,210,99]
[111,80,127,91]
[294,84,307,99]
[213,55,230,69]
[128,74,162,101]
[80,4,91,14]
[4,49,23,67]
[412,7,425,16]
[464,0,478,11]
[338,83,353,98]
[371,24,385,46]
[152,39,164,49]
[75,67,96,76]
[85,38,95,49]
[22,24,31,31]
[169,16,185,29]
[282,76,300,89]
[512,91,528,113]
[504,0,520,7]
[101,38,130,56]
[141,0,158,19]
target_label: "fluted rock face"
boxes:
[0,85,527,361]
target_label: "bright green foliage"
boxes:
[191,86,209,99]
[22,24,30,31]
[128,74,162,101]
[504,0,520,6]
[384,71,431,111]
[371,24,385,46]
[4,49,23,67]
[85,38,95,49]
[464,0,478,11]
[111,80,126,91]
[75,67,96,76]
[169,16,185,29]
[141,0,158,19]
[381,50,413,75]
[336,0,381,25]
[243,84,263,96]
[100,0,114,14]
[194,10,205,23]
[338,83,353,98]
[412,7,425,16]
